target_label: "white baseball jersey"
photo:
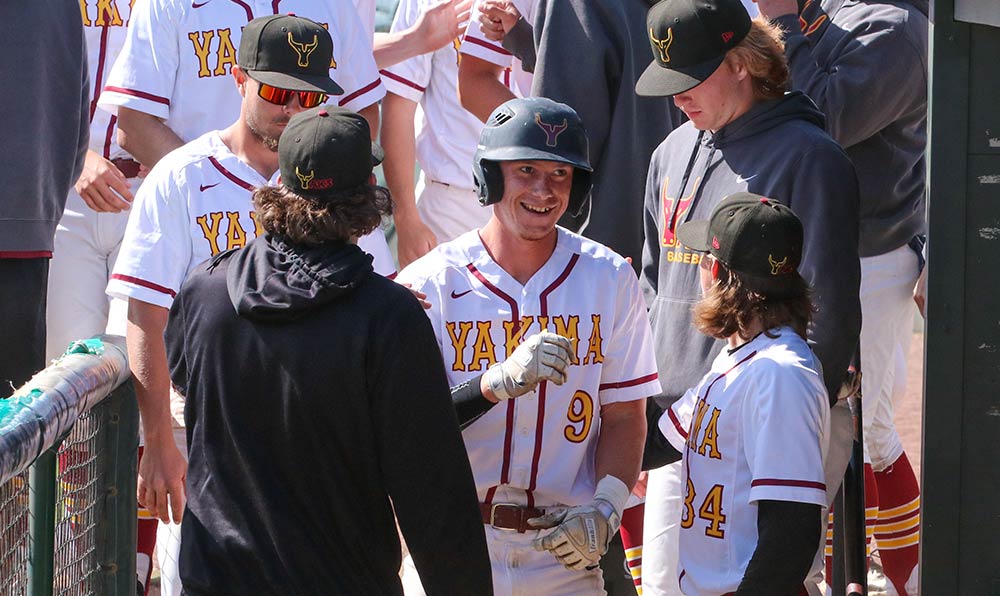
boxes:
[108,130,394,309]
[352,0,376,41]
[461,0,537,97]
[381,0,484,189]
[98,0,385,144]
[658,327,830,596]
[81,0,134,160]
[397,228,661,509]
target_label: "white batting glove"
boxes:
[527,476,630,571]
[483,331,573,401]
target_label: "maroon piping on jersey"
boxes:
[379,70,425,93]
[208,156,255,191]
[103,86,170,106]
[466,261,520,506]
[339,79,382,107]
[110,273,177,298]
[463,35,511,57]
[525,253,579,507]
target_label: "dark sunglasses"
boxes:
[256,81,328,109]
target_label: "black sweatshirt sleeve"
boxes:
[371,291,492,596]
[642,399,682,471]
[501,17,535,72]
[451,374,497,429]
[734,500,822,596]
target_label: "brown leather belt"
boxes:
[480,503,545,533]
[111,157,142,179]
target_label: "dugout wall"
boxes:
[923,0,1000,593]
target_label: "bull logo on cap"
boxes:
[534,114,568,147]
[649,27,674,64]
[295,166,315,190]
[768,254,791,275]
[287,32,319,67]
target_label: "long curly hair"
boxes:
[693,262,814,341]
[252,183,392,246]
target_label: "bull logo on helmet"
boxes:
[534,113,568,147]
[295,166,315,190]
[768,254,791,275]
[649,27,674,64]
[287,32,319,67]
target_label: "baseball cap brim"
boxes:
[635,54,726,97]
[248,69,344,96]
[676,219,711,252]
[370,141,384,167]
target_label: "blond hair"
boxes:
[724,17,790,101]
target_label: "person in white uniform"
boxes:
[381,0,493,267]
[105,17,356,596]
[646,192,830,595]
[397,97,659,596]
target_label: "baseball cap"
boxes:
[278,106,384,198]
[677,192,803,279]
[238,14,344,96]
[635,0,752,97]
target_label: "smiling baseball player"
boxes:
[397,97,660,595]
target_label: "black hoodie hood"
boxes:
[223,234,374,322]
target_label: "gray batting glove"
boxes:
[484,331,573,400]
[527,500,619,570]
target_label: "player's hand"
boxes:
[396,213,438,269]
[754,0,799,19]
[398,282,432,309]
[414,0,473,55]
[137,438,187,524]
[528,501,618,570]
[478,0,521,42]
[913,266,927,318]
[484,331,573,400]
[74,150,134,213]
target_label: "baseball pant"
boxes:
[639,461,683,596]
[45,185,136,360]
[415,174,491,243]
[0,258,48,398]
[859,244,919,471]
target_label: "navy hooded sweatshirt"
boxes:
[641,91,862,408]
[165,235,492,596]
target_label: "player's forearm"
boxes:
[126,299,174,445]
[449,374,498,429]
[359,103,380,141]
[458,58,515,123]
[373,29,429,70]
[117,107,184,169]
[595,399,647,490]
[381,94,419,217]
[735,500,821,596]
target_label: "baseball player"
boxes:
[48,3,163,593]
[397,97,660,596]
[105,16,348,596]
[97,0,392,278]
[634,1,861,594]
[457,0,536,121]
[380,0,493,267]
[647,192,831,596]
[754,1,928,591]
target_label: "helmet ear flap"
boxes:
[476,160,504,207]
[567,169,593,217]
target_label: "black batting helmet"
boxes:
[473,97,593,216]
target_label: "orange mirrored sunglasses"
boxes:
[256,81,328,109]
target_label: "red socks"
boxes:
[619,503,644,594]
[873,453,920,596]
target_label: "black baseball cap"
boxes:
[278,106,384,198]
[677,192,803,279]
[635,0,752,97]
[238,14,344,95]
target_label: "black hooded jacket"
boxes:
[641,92,862,409]
[165,235,492,596]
